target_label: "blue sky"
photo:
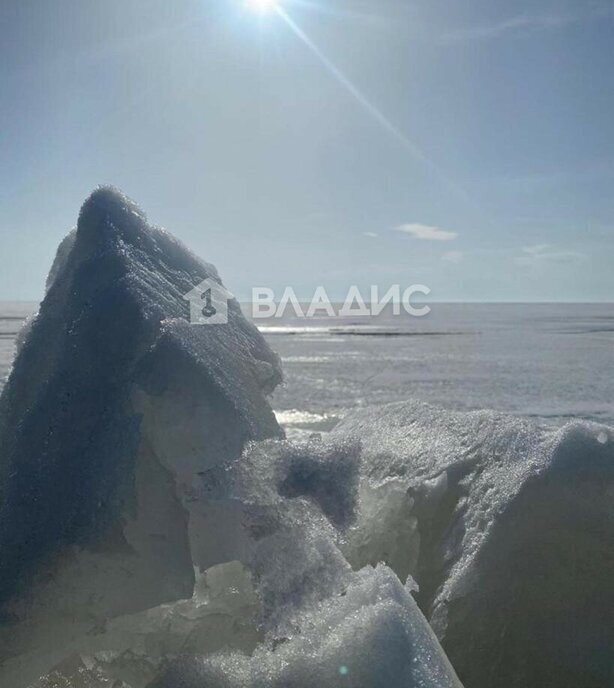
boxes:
[1,0,613,301]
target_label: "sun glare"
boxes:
[245,0,280,13]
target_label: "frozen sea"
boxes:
[2,302,614,438]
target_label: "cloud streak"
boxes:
[395,223,458,242]
[515,244,586,267]
[442,4,613,43]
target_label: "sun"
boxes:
[245,0,280,13]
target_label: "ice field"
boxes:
[0,189,613,688]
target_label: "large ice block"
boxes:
[333,400,614,688]
[0,188,282,684]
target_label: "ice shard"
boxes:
[145,434,463,688]
[333,400,614,688]
[21,433,464,688]
[149,566,463,688]
[0,187,282,685]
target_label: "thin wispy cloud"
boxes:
[444,14,570,42]
[522,243,551,255]
[515,244,586,267]
[363,231,378,238]
[395,223,458,242]
[442,4,613,43]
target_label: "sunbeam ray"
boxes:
[276,6,475,208]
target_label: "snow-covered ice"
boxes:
[2,188,611,688]
[332,401,614,688]
[0,189,461,688]
[0,188,281,685]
